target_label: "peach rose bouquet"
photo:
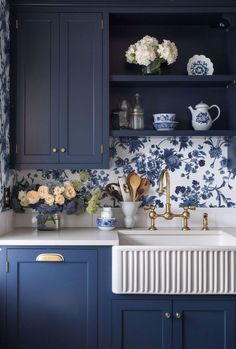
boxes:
[13,172,101,224]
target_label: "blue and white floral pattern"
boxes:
[153,121,178,131]
[196,112,210,124]
[0,0,13,212]
[190,61,209,75]
[15,136,236,209]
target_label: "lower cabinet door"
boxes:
[111,300,172,349]
[6,248,97,349]
[173,300,235,349]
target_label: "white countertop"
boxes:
[1,227,236,246]
[0,228,119,246]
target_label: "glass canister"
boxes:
[118,100,130,129]
[130,93,144,130]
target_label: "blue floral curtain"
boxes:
[0,0,10,210]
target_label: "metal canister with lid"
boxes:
[130,93,144,130]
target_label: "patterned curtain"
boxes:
[0,0,10,210]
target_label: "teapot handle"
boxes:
[209,105,221,123]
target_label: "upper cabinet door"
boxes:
[59,13,103,166]
[16,13,60,165]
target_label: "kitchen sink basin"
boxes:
[112,229,236,295]
[118,229,236,248]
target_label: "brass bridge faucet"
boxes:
[145,169,196,231]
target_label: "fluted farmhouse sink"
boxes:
[112,229,236,295]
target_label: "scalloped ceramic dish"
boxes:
[187,55,214,76]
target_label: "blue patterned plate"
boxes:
[187,55,214,76]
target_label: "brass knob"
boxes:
[175,312,182,319]
[60,147,66,153]
[52,148,58,153]
[164,312,171,319]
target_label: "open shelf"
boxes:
[111,129,236,137]
[110,75,236,87]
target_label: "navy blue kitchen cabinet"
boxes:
[5,248,97,349]
[2,246,236,349]
[111,300,172,349]
[15,12,107,169]
[111,298,235,349]
[15,13,60,166]
[173,300,235,349]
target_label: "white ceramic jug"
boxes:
[188,101,221,131]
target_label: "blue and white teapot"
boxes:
[188,102,221,131]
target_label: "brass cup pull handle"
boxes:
[175,312,182,319]
[60,147,66,153]
[36,253,64,262]
[164,312,171,319]
[52,148,58,153]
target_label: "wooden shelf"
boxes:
[110,75,236,87]
[111,129,236,137]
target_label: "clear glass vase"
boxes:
[37,213,61,231]
[142,58,163,75]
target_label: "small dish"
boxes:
[153,113,176,122]
[97,217,117,231]
[153,121,179,131]
[187,55,214,76]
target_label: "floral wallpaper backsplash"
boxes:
[15,136,236,209]
[0,0,13,212]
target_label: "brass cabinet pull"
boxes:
[52,148,58,153]
[164,312,171,319]
[36,253,64,262]
[60,147,66,153]
[175,312,182,319]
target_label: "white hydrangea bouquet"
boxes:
[125,35,178,74]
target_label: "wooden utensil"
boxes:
[105,183,123,201]
[135,178,150,201]
[129,173,142,201]
[126,172,135,200]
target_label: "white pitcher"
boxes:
[188,102,221,131]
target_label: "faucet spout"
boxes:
[159,170,171,213]
[145,169,196,230]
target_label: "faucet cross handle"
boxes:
[183,205,196,211]
[144,205,158,231]
[144,205,156,212]
[182,205,196,231]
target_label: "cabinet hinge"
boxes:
[6,261,9,273]
[100,143,104,154]
[15,144,18,154]
[101,19,103,30]
[16,20,19,29]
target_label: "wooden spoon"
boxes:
[129,173,142,202]
[126,172,135,200]
[135,178,150,201]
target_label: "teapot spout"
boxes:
[188,106,195,115]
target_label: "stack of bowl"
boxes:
[153,113,179,131]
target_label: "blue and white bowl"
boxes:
[153,121,179,131]
[97,217,117,231]
[153,113,176,122]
